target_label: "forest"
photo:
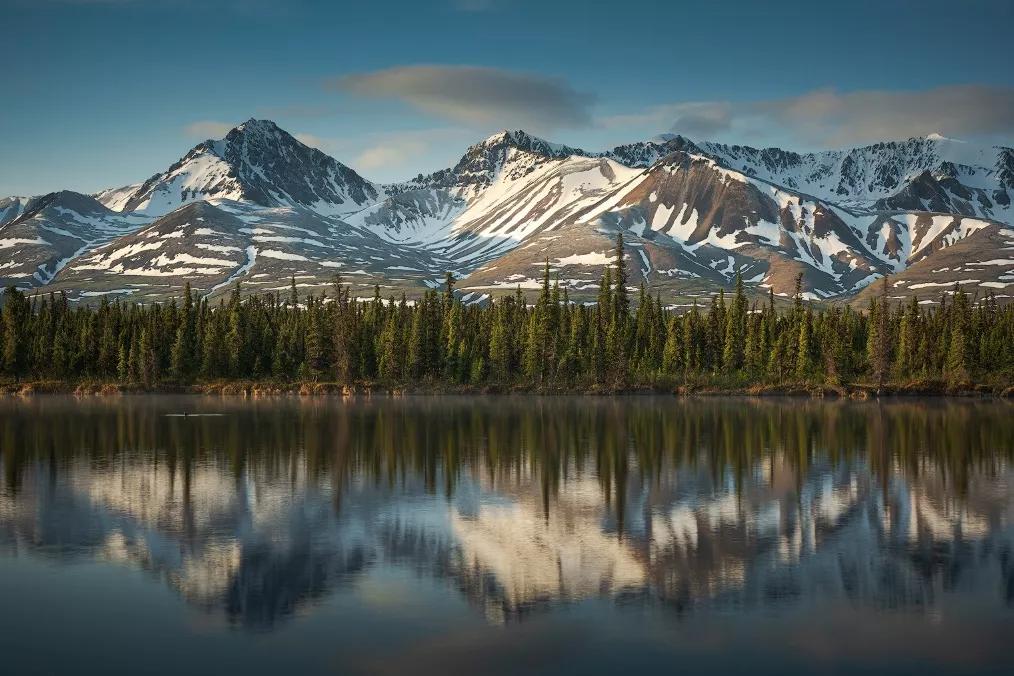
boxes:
[1,235,1012,394]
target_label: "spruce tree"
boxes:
[488,300,511,384]
[662,315,682,377]
[795,307,813,381]
[378,309,401,382]
[722,271,747,374]
[170,282,196,381]
[2,286,30,380]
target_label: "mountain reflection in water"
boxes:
[1,396,1012,631]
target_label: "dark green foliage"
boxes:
[1,243,1012,390]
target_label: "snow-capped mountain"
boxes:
[41,199,456,304]
[2,120,1012,305]
[347,132,641,270]
[605,133,1013,220]
[0,191,147,289]
[367,130,1009,303]
[0,196,30,227]
[98,119,380,217]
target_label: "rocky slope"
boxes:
[99,119,380,217]
[0,191,147,289]
[2,120,1011,305]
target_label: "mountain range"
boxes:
[2,119,1013,306]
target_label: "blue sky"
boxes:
[2,0,1013,195]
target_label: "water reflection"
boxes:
[1,396,1012,629]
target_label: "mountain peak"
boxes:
[105,119,378,216]
[473,129,586,158]
[648,132,680,144]
[603,134,705,168]
[479,129,519,145]
[231,118,283,138]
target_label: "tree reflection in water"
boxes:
[1,396,1011,628]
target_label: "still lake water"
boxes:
[1,395,1012,675]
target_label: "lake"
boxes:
[1,395,1012,675]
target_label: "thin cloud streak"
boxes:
[182,120,235,139]
[331,65,594,132]
[603,85,1014,149]
[347,128,481,181]
[757,85,1014,146]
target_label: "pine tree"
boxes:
[407,301,426,380]
[488,299,511,384]
[894,296,919,381]
[945,286,971,386]
[378,308,402,382]
[332,291,353,383]
[867,278,891,391]
[117,338,130,382]
[607,235,629,388]
[722,271,747,374]
[170,282,196,381]
[661,315,682,377]
[139,325,155,387]
[305,297,330,379]
[945,320,969,386]
[612,234,629,317]
[2,286,30,380]
[225,284,247,377]
[795,307,813,381]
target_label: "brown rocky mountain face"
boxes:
[852,222,1014,307]
[2,122,1011,306]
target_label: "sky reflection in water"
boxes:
[1,396,1012,675]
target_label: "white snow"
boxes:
[0,237,47,248]
[259,249,310,262]
[969,259,1014,265]
[196,243,242,254]
[554,251,613,266]
[909,279,980,290]
[80,288,138,297]
[637,248,650,273]
[206,246,257,295]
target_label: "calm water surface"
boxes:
[1,396,1012,675]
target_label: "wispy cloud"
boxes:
[605,101,734,139]
[182,120,235,139]
[604,85,1014,148]
[755,85,1014,146]
[293,133,329,150]
[331,65,594,132]
[358,128,479,177]
[313,128,481,182]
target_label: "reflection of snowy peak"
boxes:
[4,445,1010,628]
[4,121,1013,304]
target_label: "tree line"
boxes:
[2,235,1012,391]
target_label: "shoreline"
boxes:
[2,380,1011,399]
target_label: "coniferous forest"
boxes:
[1,235,1012,395]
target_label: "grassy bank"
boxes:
[2,378,1011,398]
